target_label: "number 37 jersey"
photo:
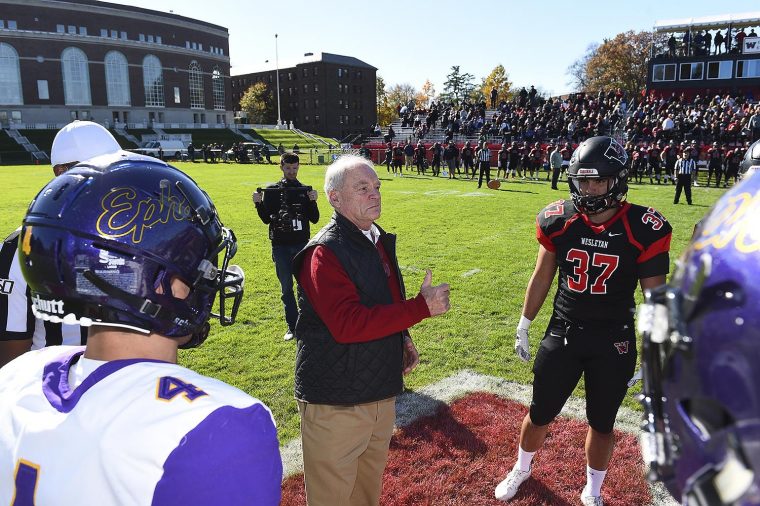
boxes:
[536,200,672,324]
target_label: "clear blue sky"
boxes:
[122,0,757,96]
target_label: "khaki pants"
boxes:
[298,397,396,506]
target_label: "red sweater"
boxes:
[298,242,430,344]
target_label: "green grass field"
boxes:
[0,163,724,444]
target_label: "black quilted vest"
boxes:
[292,212,405,405]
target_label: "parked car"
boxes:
[131,140,188,160]
[226,142,275,162]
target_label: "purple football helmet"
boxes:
[637,173,760,504]
[19,156,243,347]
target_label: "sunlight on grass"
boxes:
[0,162,724,443]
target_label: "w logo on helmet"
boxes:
[604,139,628,166]
[614,341,629,354]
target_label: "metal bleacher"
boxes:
[370,106,630,148]
[367,110,485,146]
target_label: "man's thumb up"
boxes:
[419,269,450,317]
[421,269,432,289]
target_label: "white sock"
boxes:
[585,465,607,496]
[516,447,535,472]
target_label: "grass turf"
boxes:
[0,163,723,444]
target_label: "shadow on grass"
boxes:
[495,187,540,194]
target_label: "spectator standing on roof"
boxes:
[714,30,725,54]
[736,27,747,49]
[667,34,676,56]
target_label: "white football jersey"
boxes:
[0,346,282,505]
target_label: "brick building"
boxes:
[0,0,232,127]
[231,53,377,141]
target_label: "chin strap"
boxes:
[82,270,185,331]
[179,322,210,349]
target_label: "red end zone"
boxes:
[281,392,651,505]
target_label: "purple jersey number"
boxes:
[13,459,39,506]
[157,376,208,402]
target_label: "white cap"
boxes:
[51,121,122,166]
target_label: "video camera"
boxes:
[257,185,312,234]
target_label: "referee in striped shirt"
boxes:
[0,121,128,367]
[477,141,492,188]
[674,147,695,205]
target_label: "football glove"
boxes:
[514,327,531,363]
[627,368,642,388]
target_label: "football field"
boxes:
[0,161,723,445]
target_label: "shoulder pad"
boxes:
[626,204,673,244]
[537,199,575,235]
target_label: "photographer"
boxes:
[253,153,319,340]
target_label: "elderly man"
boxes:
[293,155,450,506]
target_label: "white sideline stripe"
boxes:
[280,369,678,506]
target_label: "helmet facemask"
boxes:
[566,136,629,214]
[568,173,627,214]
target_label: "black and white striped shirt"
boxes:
[0,229,86,349]
[676,158,696,175]
[477,148,491,162]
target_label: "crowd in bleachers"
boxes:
[368,88,760,189]
[383,88,629,147]
[625,93,760,146]
[621,92,760,187]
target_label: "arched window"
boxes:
[142,55,164,107]
[189,61,204,109]
[104,51,130,106]
[0,43,22,105]
[212,66,225,111]
[61,47,91,105]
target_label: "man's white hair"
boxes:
[324,154,375,195]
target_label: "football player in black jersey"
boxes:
[495,136,672,505]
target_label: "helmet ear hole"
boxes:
[686,280,744,323]
[683,398,735,439]
[153,268,167,294]
[168,276,191,300]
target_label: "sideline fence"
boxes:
[300,148,359,165]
